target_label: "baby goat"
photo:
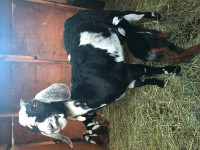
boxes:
[19,10,200,147]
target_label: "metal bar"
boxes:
[12,117,15,146]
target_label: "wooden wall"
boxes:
[0,0,86,145]
[0,0,79,114]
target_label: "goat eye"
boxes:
[33,102,38,108]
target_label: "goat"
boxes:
[19,10,199,147]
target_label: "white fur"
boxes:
[35,83,70,103]
[118,27,126,36]
[65,101,92,116]
[90,134,98,136]
[99,104,107,108]
[92,125,100,130]
[128,80,136,88]
[162,69,169,74]
[90,140,96,144]
[112,16,122,25]
[115,93,125,101]
[37,114,67,134]
[87,122,96,127]
[151,12,155,17]
[19,105,67,135]
[19,106,36,129]
[89,130,93,134]
[79,31,124,62]
[68,55,71,61]
[123,14,144,22]
[85,136,89,141]
[137,31,152,34]
[76,116,86,121]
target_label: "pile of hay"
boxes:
[103,0,200,149]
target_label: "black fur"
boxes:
[114,17,184,61]
[63,10,181,111]
[25,100,67,122]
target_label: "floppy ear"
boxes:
[35,83,71,103]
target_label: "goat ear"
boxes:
[35,83,71,103]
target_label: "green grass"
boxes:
[102,0,200,149]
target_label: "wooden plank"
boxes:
[0,54,35,60]
[46,0,68,3]
[0,113,18,118]
[0,54,70,64]
[21,0,86,10]
[4,58,70,64]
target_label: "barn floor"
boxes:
[103,0,200,150]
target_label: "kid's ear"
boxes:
[35,83,71,103]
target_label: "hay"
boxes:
[102,0,200,149]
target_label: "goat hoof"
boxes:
[162,66,181,75]
[82,118,109,147]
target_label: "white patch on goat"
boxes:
[90,103,107,111]
[19,106,36,129]
[65,101,92,116]
[137,32,152,34]
[84,130,89,134]
[90,134,98,136]
[68,55,71,61]
[123,14,144,22]
[37,114,67,135]
[115,93,125,101]
[79,31,124,62]
[112,16,122,25]
[128,80,136,88]
[85,136,89,141]
[87,122,96,127]
[144,68,147,73]
[92,125,100,130]
[57,114,68,129]
[118,27,126,36]
[162,69,169,74]
[151,12,156,17]
[76,116,86,121]
[90,140,96,144]
[89,130,93,134]
[99,104,107,108]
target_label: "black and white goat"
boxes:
[19,10,200,148]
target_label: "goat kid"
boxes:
[18,10,199,147]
